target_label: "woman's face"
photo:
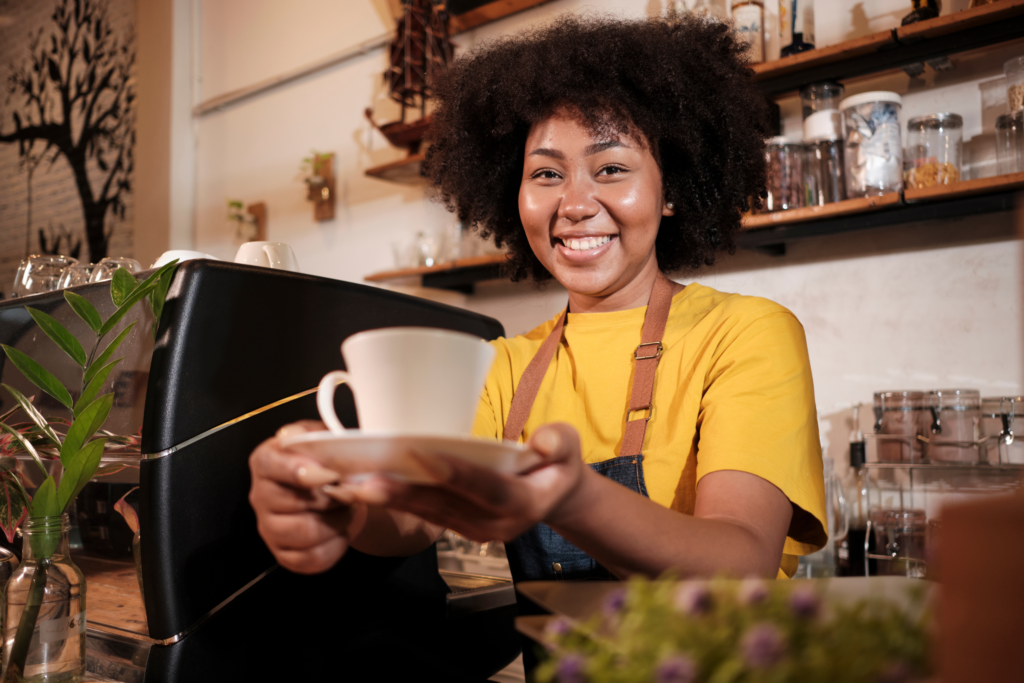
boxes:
[519,110,673,307]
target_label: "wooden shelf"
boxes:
[753,0,1024,95]
[365,173,1024,288]
[365,153,427,184]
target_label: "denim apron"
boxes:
[500,274,675,668]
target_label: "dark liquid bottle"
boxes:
[837,405,871,576]
[780,0,815,57]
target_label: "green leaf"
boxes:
[0,385,62,448]
[30,476,59,518]
[0,472,29,543]
[0,346,72,411]
[83,323,135,387]
[64,291,102,334]
[110,267,137,307]
[57,438,105,512]
[74,358,122,416]
[59,394,112,468]
[25,308,87,367]
[0,423,49,478]
[147,262,178,340]
[99,261,179,336]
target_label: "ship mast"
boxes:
[387,0,453,123]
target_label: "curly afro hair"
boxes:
[424,12,771,282]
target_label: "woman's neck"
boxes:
[566,259,676,314]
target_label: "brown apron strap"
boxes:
[621,273,675,456]
[502,309,567,442]
[503,273,676,454]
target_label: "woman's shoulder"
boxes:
[488,311,563,365]
[673,282,801,333]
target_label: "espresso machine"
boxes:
[0,260,520,681]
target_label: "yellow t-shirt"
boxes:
[472,282,827,577]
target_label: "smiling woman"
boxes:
[247,12,827,678]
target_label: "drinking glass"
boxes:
[12,255,78,297]
[90,257,142,283]
[57,263,97,289]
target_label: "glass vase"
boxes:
[2,514,86,683]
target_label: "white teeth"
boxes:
[561,236,610,251]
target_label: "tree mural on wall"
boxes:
[0,0,135,262]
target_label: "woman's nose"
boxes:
[558,177,600,223]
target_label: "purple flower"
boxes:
[739,578,769,605]
[741,623,786,668]
[655,654,697,683]
[877,661,915,683]
[544,617,573,640]
[602,588,627,617]
[673,583,712,616]
[556,653,586,683]
[788,585,821,619]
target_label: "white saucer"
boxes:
[278,431,543,484]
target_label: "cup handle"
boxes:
[262,244,296,271]
[317,371,351,435]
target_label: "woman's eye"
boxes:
[531,169,561,180]
[598,165,626,176]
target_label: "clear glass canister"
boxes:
[874,390,929,462]
[926,388,980,463]
[980,396,1023,465]
[804,109,845,205]
[1003,56,1024,113]
[904,113,963,189]
[764,137,805,212]
[841,91,903,197]
[995,111,1024,175]
[3,515,86,682]
[870,508,927,578]
[800,82,845,121]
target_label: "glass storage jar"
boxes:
[926,389,980,463]
[871,508,928,578]
[904,113,962,189]
[980,396,1023,465]
[799,82,845,120]
[874,390,929,463]
[995,111,1024,175]
[804,110,845,205]
[764,137,805,212]
[1003,56,1024,113]
[3,514,86,682]
[841,92,903,197]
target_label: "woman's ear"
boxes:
[662,200,676,217]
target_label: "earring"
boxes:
[666,202,675,210]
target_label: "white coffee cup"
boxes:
[234,241,299,271]
[317,327,496,437]
[152,250,219,268]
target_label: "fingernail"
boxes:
[534,429,561,454]
[296,465,341,487]
[277,424,306,438]
[322,484,353,503]
[414,454,452,483]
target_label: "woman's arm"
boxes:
[348,423,793,579]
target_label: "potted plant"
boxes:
[0,260,176,682]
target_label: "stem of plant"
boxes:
[2,558,50,683]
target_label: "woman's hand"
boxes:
[248,421,367,574]
[346,423,586,543]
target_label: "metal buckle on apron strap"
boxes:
[634,341,663,360]
[627,405,654,423]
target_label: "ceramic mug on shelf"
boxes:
[316,327,496,437]
[233,241,299,272]
[152,250,219,268]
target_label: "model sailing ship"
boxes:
[365,0,453,156]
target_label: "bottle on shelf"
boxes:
[732,0,765,63]
[837,403,871,576]
[901,0,940,25]
[780,0,815,57]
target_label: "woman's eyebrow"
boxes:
[528,140,626,159]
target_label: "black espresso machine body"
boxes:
[0,260,520,681]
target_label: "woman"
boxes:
[249,13,825,605]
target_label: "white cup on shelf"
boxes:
[233,242,299,272]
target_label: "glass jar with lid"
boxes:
[995,111,1023,175]
[870,508,927,578]
[799,82,845,121]
[841,92,903,197]
[904,113,963,189]
[804,110,845,205]
[873,390,929,462]
[764,137,805,212]
[926,388,980,463]
[980,396,1023,465]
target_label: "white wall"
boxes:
[181,0,1022,468]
